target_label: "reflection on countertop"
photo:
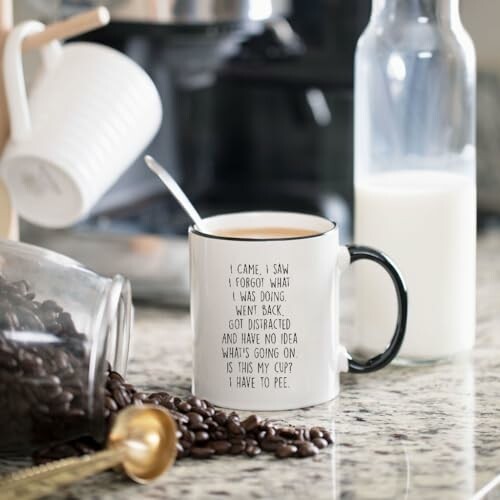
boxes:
[2,228,500,499]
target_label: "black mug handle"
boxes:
[345,245,408,374]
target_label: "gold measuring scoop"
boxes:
[0,405,178,500]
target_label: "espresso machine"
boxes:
[20,0,370,304]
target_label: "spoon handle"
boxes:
[144,155,205,229]
[0,448,123,500]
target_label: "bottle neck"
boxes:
[372,0,460,26]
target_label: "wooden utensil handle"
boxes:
[0,0,13,32]
[0,448,123,500]
[0,0,13,153]
[22,6,110,52]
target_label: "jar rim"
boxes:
[88,274,132,437]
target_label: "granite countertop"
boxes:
[3,228,500,499]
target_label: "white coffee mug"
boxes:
[1,21,162,228]
[190,212,407,411]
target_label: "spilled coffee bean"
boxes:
[34,365,333,464]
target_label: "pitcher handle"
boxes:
[3,21,63,143]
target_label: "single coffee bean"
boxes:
[310,427,323,439]
[38,375,61,387]
[275,444,298,458]
[132,394,144,405]
[297,442,319,458]
[246,445,261,457]
[264,427,276,438]
[17,306,46,332]
[189,407,207,418]
[227,418,245,436]
[313,438,328,450]
[41,300,63,314]
[213,428,228,441]
[261,438,285,452]
[108,371,125,383]
[194,431,210,443]
[191,446,215,459]
[209,440,232,455]
[46,385,64,400]
[278,427,299,440]
[176,401,191,413]
[186,396,202,409]
[322,430,333,444]
[213,411,227,425]
[230,437,246,445]
[179,439,192,450]
[112,386,128,408]
[187,411,203,426]
[169,410,189,425]
[256,430,267,442]
[204,418,218,431]
[104,396,118,412]
[52,391,74,406]
[242,414,261,432]
[184,430,196,444]
[66,408,85,418]
[163,400,176,411]
[190,423,209,433]
[229,442,246,455]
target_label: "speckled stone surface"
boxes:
[2,229,500,499]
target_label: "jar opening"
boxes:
[88,275,132,439]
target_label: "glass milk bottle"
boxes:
[354,0,476,362]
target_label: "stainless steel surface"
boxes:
[21,224,190,306]
[26,0,290,25]
[110,0,290,24]
[477,71,500,214]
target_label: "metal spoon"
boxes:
[145,154,207,231]
[0,405,178,500]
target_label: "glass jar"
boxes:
[354,0,476,362]
[0,239,132,454]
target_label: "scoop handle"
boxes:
[0,448,123,500]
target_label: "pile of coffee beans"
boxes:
[0,275,333,463]
[34,365,333,464]
[0,276,101,454]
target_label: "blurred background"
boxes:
[12,0,500,304]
